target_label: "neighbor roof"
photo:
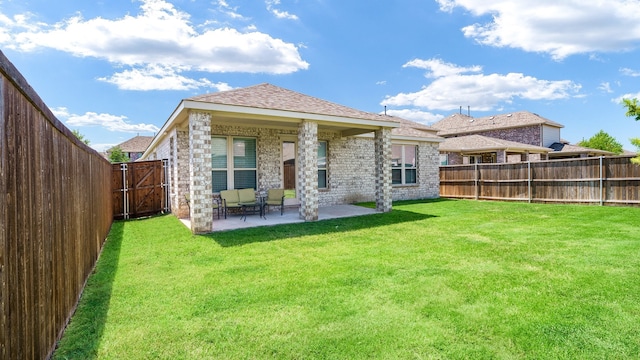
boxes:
[189,83,400,125]
[548,142,614,156]
[432,111,564,136]
[112,135,154,153]
[440,134,552,153]
[391,118,441,140]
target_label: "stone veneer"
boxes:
[374,128,393,212]
[298,121,319,221]
[188,111,213,233]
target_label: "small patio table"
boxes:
[240,202,265,221]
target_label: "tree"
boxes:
[71,129,90,145]
[622,98,640,164]
[577,130,623,155]
[108,146,130,163]
[623,98,640,121]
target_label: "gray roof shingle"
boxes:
[113,135,154,153]
[548,142,614,156]
[440,134,552,153]
[189,83,400,124]
[432,111,564,136]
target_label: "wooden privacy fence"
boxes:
[0,51,112,359]
[112,160,170,219]
[440,156,640,205]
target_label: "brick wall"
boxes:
[477,125,542,146]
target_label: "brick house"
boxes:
[434,111,611,164]
[141,83,443,233]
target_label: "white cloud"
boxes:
[1,0,308,86]
[436,0,640,60]
[384,109,444,124]
[621,68,640,77]
[382,58,581,111]
[216,0,246,20]
[598,82,613,94]
[91,143,119,152]
[614,92,640,103]
[55,108,160,133]
[266,0,299,20]
[403,58,482,78]
[98,64,234,91]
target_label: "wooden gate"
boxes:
[112,159,170,219]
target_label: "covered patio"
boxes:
[179,204,378,232]
[141,83,442,234]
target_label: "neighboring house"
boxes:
[108,135,154,161]
[434,111,611,164]
[439,135,552,165]
[141,83,443,233]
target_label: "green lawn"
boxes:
[54,199,640,359]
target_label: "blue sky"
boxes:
[1,0,639,152]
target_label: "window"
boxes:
[468,155,482,164]
[212,136,257,192]
[440,154,449,166]
[318,141,327,188]
[392,144,417,185]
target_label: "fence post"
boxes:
[475,162,479,200]
[600,156,604,206]
[528,161,532,203]
[121,163,129,219]
[162,159,170,213]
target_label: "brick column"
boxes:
[374,128,392,212]
[297,120,318,221]
[189,111,213,233]
[174,128,190,218]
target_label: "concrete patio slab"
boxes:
[179,205,378,232]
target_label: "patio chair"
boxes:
[212,196,222,219]
[219,189,242,219]
[264,188,285,215]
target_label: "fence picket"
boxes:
[440,156,640,206]
[0,51,112,359]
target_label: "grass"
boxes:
[54,199,640,359]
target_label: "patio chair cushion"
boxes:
[238,188,257,205]
[220,189,241,207]
[265,189,284,205]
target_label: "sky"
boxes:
[1,0,639,152]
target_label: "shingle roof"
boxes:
[189,83,400,124]
[113,135,154,153]
[392,117,441,140]
[432,111,564,136]
[440,134,552,153]
[548,142,614,156]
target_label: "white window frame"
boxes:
[392,144,417,185]
[211,136,257,191]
